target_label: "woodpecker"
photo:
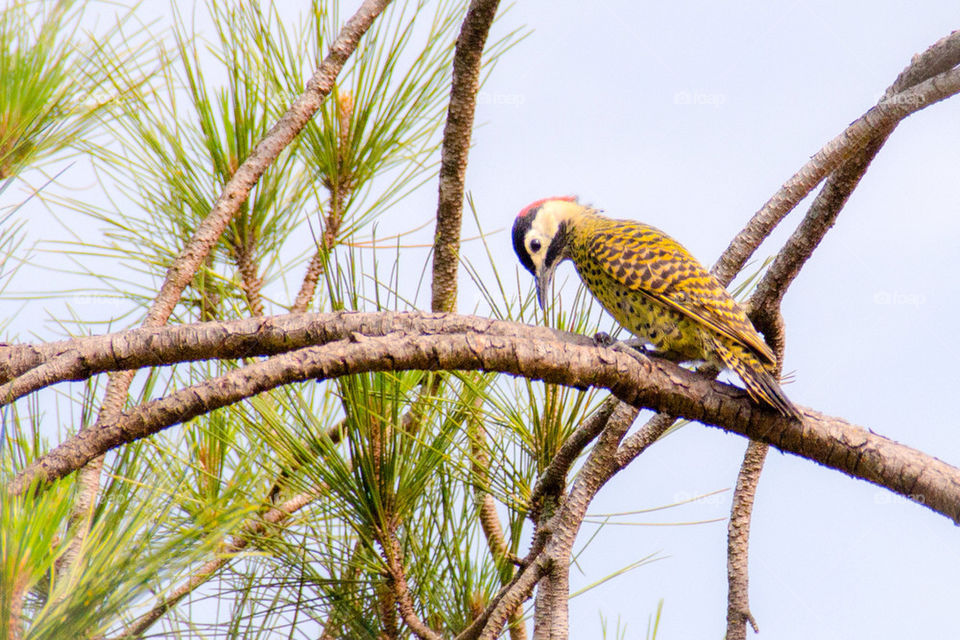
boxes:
[512,196,800,420]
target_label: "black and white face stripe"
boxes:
[542,220,567,272]
[513,196,580,309]
[512,206,540,275]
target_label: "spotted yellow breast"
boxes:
[565,212,776,368]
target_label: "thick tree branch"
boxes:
[0,311,593,402]
[8,321,960,527]
[431,0,501,313]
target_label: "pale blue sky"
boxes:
[6,1,960,638]
[465,2,960,637]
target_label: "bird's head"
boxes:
[512,196,584,310]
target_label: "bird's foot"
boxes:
[594,332,648,353]
[593,331,615,347]
[593,334,654,368]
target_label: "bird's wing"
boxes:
[585,220,777,366]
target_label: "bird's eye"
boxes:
[529,239,542,253]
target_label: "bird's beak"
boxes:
[535,263,556,311]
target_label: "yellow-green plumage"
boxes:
[513,198,800,419]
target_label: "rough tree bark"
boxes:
[431,0,501,314]
[7,313,960,530]
[721,31,960,639]
[4,20,960,640]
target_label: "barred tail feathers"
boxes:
[713,340,801,420]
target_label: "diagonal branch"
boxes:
[113,489,321,640]
[381,529,444,640]
[143,0,391,331]
[712,63,960,287]
[887,30,960,97]
[527,397,619,519]
[529,402,639,640]
[749,135,888,319]
[50,0,393,593]
[84,0,392,431]
[749,32,960,319]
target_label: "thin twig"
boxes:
[468,394,528,639]
[234,242,265,317]
[114,489,321,640]
[291,92,356,314]
[381,530,444,640]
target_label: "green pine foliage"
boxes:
[0,2,677,638]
